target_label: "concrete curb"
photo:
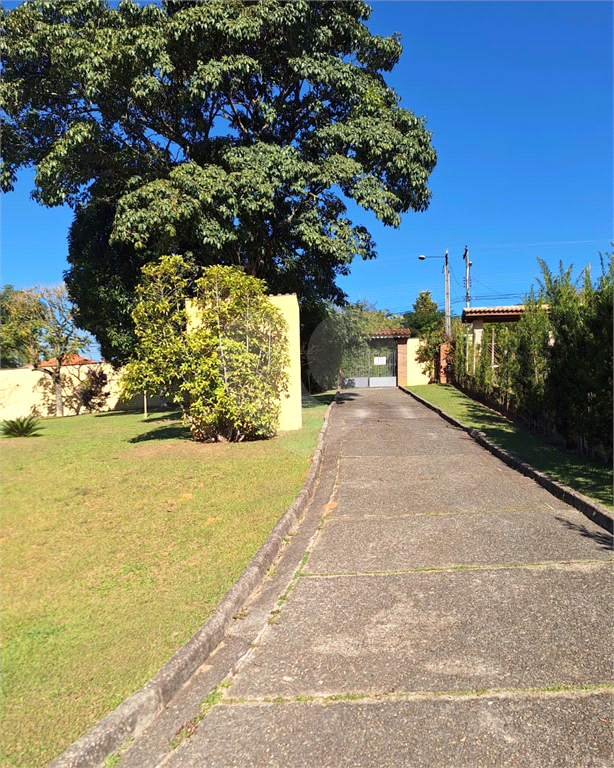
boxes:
[400,386,613,535]
[49,402,335,768]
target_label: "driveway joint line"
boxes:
[328,506,556,520]
[217,683,614,708]
[300,558,611,578]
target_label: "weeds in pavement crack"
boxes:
[276,552,311,607]
[169,679,232,750]
[102,738,134,767]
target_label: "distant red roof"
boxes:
[462,306,549,324]
[34,354,99,368]
[371,328,411,339]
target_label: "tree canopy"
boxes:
[2,0,437,364]
[0,285,46,368]
[1,284,93,414]
[401,290,443,337]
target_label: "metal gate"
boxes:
[343,344,397,388]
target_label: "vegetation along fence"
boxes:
[448,257,613,462]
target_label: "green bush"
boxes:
[121,257,288,442]
[1,416,43,438]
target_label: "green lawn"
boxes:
[0,398,328,768]
[406,385,613,510]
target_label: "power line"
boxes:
[471,276,525,299]
[470,239,609,250]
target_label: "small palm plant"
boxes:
[1,416,43,438]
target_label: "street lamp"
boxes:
[463,245,472,308]
[418,250,451,338]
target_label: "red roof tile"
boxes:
[462,306,549,323]
[370,328,411,339]
[35,354,99,368]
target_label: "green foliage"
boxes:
[449,254,613,459]
[2,0,436,365]
[306,301,398,390]
[0,285,46,367]
[34,285,93,367]
[1,283,93,416]
[408,384,612,509]
[1,416,43,438]
[401,291,446,380]
[502,293,551,419]
[122,257,288,442]
[415,325,448,382]
[402,290,444,338]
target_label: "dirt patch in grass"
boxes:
[0,401,327,767]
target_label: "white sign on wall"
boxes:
[373,356,386,366]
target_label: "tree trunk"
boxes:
[54,371,63,417]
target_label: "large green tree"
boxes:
[2,0,436,365]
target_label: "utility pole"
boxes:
[418,250,451,338]
[444,250,451,338]
[463,246,471,373]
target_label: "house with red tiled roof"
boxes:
[461,304,550,347]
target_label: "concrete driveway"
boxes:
[120,388,613,768]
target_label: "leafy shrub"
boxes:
[122,257,289,442]
[1,416,43,437]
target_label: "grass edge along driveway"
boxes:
[0,397,329,768]
[407,384,612,511]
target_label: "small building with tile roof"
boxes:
[461,305,549,347]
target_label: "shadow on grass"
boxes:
[129,424,191,442]
[462,401,613,509]
[140,411,182,423]
[95,407,176,419]
[555,517,613,551]
[302,393,334,408]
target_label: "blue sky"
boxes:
[1,1,612,322]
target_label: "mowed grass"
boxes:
[1,398,328,767]
[407,385,613,510]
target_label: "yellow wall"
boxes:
[0,364,160,421]
[268,294,302,431]
[405,338,432,386]
[2,294,302,428]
